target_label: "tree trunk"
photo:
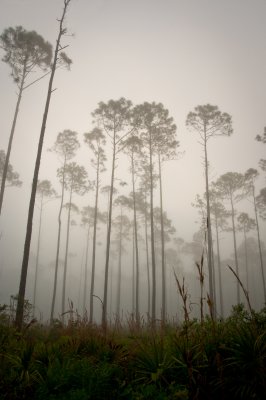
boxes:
[252,182,266,303]
[89,154,100,323]
[149,130,156,324]
[144,189,151,319]
[243,226,249,292]
[33,193,43,317]
[62,186,73,322]
[77,250,84,311]
[204,131,216,315]
[102,137,116,327]
[230,195,240,304]
[158,153,166,324]
[50,157,66,323]
[131,152,140,322]
[214,214,224,318]
[83,224,90,316]
[15,1,70,330]
[109,259,113,317]
[132,223,135,315]
[0,66,26,214]
[116,207,123,319]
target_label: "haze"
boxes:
[0,0,265,323]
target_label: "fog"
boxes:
[0,0,266,324]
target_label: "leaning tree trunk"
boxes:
[62,186,73,323]
[204,130,216,315]
[0,64,26,215]
[252,183,266,303]
[50,156,66,323]
[230,195,240,304]
[158,153,166,324]
[89,154,100,323]
[33,193,44,317]
[102,137,116,327]
[15,1,70,330]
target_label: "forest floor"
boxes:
[0,304,265,400]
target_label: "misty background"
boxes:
[0,0,265,323]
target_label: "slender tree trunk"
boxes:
[230,195,240,304]
[15,1,70,330]
[132,224,135,315]
[102,136,116,327]
[211,233,217,310]
[83,224,90,315]
[50,157,66,323]
[131,153,140,322]
[0,67,26,215]
[204,131,216,315]
[243,225,251,309]
[243,226,249,292]
[109,260,113,317]
[77,249,84,312]
[89,155,100,323]
[252,183,266,303]
[214,214,224,318]
[62,186,73,322]
[116,207,123,318]
[144,189,151,319]
[33,194,43,317]
[158,153,166,324]
[149,130,156,324]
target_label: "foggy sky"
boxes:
[0,0,265,319]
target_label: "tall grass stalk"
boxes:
[173,271,190,324]
[227,265,253,315]
[195,251,205,324]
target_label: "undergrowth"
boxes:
[0,303,265,400]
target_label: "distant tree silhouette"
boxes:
[0,26,52,214]
[237,212,256,292]
[84,128,106,323]
[138,163,154,318]
[58,162,88,321]
[80,205,94,315]
[244,168,266,303]
[113,195,131,319]
[100,185,118,228]
[256,127,266,143]
[133,102,176,324]
[256,188,266,220]
[209,191,229,318]
[92,98,133,328]
[33,180,56,316]
[156,137,178,324]
[123,135,143,322]
[186,104,232,314]
[0,150,22,188]
[50,130,80,323]
[192,190,229,317]
[213,172,245,304]
[255,127,266,175]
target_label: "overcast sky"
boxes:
[0,0,266,310]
